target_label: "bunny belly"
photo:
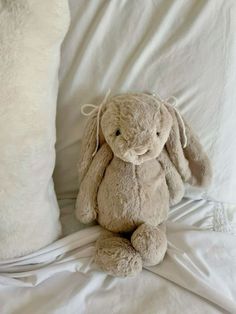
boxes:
[97,157,169,233]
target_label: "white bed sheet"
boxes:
[0,199,236,313]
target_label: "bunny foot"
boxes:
[95,232,142,277]
[131,223,167,266]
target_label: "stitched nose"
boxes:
[134,147,148,156]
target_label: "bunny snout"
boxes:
[123,145,151,163]
[134,147,149,156]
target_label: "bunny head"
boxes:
[79,92,212,188]
[100,94,172,165]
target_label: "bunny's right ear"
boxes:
[78,110,99,185]
[164,104,212,187]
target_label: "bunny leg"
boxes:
[131,223,167,266]
[95,231,142,277]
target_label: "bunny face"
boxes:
[101,94,173,165]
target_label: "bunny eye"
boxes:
[115,129,121,136]
[156,132,160,136]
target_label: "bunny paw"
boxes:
[131,223,167,266]
[95,235,142,277]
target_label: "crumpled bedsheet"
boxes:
[0,211,235,313]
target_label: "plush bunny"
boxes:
[75,93,212,277]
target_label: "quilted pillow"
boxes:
[0,0,70,259]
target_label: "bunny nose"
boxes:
[134,147,148,156]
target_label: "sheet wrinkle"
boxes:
[145,223,236,313]
[100,3,174,87]
[1,220,235,312]
[58,2,105,96]
[0,226,101,267]
[72,2,120,88]
[145,266,235,314]
[164,1,211,48]
[113,4,178,86]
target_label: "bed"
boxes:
[1,0,236,313]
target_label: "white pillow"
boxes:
[55,0,236,204]
[0,0,70,259]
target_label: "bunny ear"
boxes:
[78,91,111,185]
[165,105,212,187]
[78,109,99,185]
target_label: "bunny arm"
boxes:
[75,143,113,224]
[158,149,185,206]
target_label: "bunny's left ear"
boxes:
[164,104,212,187]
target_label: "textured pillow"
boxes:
[0,0,70,259]
[55,0,236,205]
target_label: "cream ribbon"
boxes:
[81,89,111,156]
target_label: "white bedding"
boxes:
[1,0,236,313]
[0,199,236,313]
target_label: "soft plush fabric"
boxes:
[75,93,211,276]
[54,0,236,205]
[0,0,70,259]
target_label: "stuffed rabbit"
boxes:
[75,93,212,277]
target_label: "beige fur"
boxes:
[75,93,212,277]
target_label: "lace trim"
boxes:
[213,204,236,235]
